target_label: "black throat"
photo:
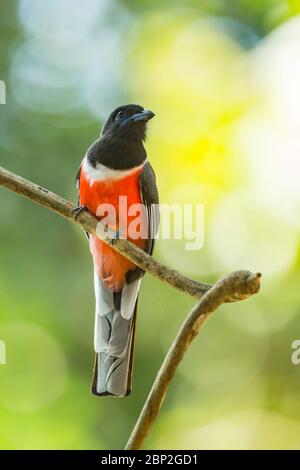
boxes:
[86,135,147,171]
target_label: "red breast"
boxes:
[79,163,147,292]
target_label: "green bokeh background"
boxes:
[1,0,300,449]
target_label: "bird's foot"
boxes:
[108,228,125,246]
[72,205,88,221]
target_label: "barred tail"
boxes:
[91,271,140,397]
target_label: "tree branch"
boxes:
[0,166,258,301]
[125,270,261,450]
[0,165,262,449]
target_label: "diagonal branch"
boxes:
[125,270,261,450]
[0,166,259,301]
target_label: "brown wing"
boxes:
[75,164,81,203]
[125,161,159,283]
[75,163,90,239]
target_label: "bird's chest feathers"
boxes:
[80,158,143,216]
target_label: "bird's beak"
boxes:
[130,109,155,122]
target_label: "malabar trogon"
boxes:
[76,104,159,397]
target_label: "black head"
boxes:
[101,104,155,142]
[87,104,155,171]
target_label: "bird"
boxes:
[75,104,159,397]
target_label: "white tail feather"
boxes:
[92,271,140,396]
[121,279,141,319]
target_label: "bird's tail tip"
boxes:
[90,352,133,398]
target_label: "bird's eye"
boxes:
[116,110,125,120]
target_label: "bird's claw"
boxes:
[72,205,88,220]
[108,228,125,246]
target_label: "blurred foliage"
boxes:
[1,0,300,450]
